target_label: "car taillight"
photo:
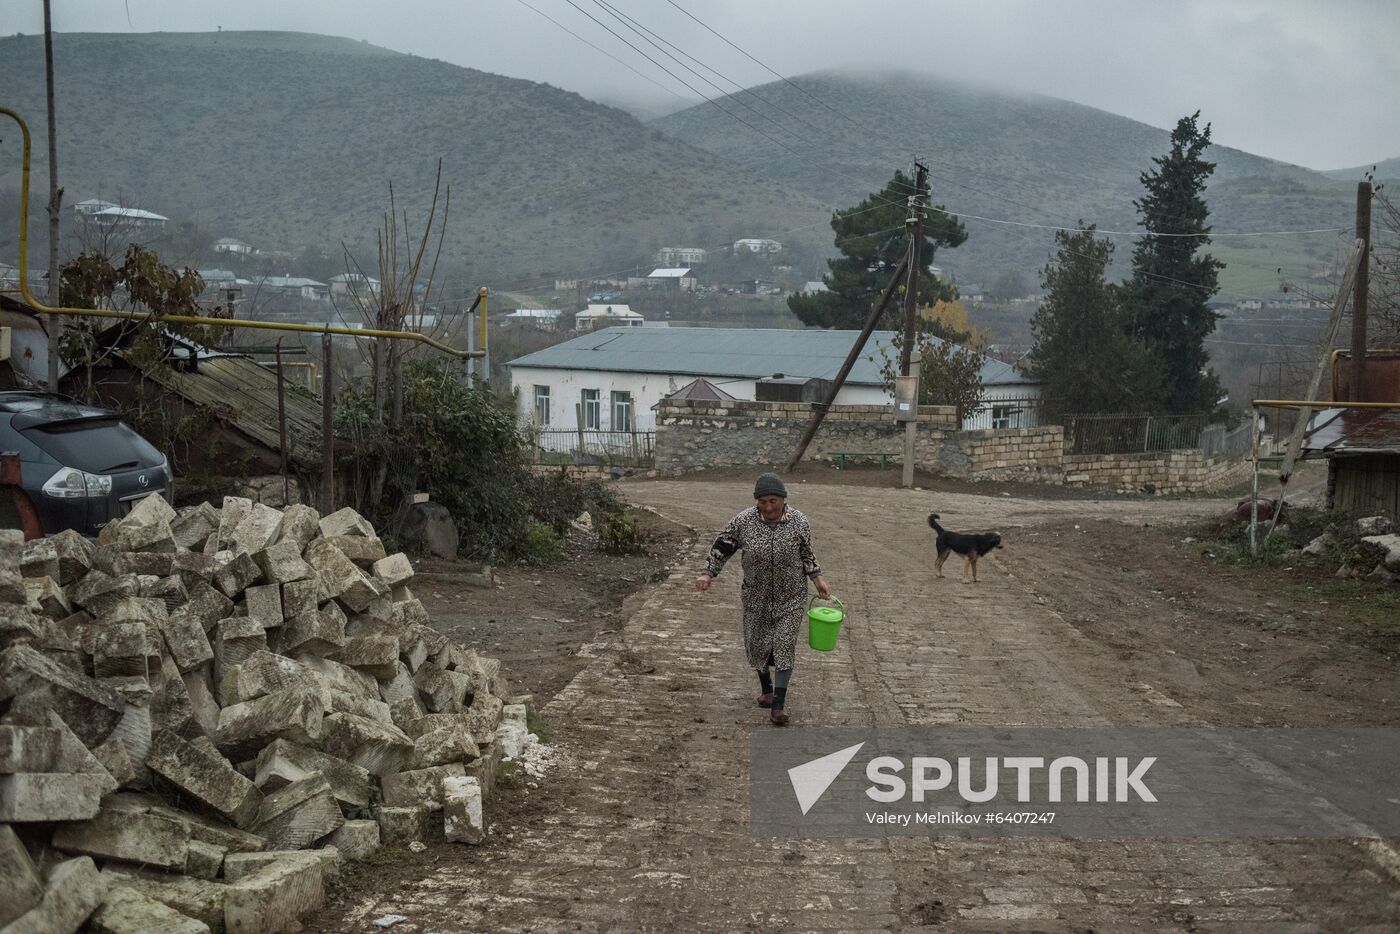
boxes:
[41,466,113,498]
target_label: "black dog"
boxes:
[928,514,1002,583]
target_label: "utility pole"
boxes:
[1350,180,1371,402]
[43,0,63,391]
[900,162,929,489]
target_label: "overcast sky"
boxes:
[12,0,1399,169]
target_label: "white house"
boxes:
[213,237,254,256]
[508,326,1040,436]
[504,308,563,328]
[84,206,168,230]
[73,199,117,217]
[329,273,381,300]
[574,303,644,331]
[258,276,328,302]
[734,238,782,254]
[655,246,708,266]
[644,267,696,291]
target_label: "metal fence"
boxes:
[1062,413,1216,455]
[960,396,1050,431]
[530,429,656,467]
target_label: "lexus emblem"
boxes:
[138,474,149,488]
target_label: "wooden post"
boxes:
[275,339,289,506]
[1249,409,1261,558]
[575,402,585,454]
[784,256,909,473]
[43,0,62,392]
[1265,239,1364,543]
[321,331,334,514]
[901,398,918,488]
[1351,181,1371,402]
[899,163,929,377]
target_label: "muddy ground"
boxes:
[312,469,1400,931]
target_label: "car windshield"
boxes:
[20,417,165,473]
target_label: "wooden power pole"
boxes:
[43,0,63,392]
[900,162,929,489]
[1350,180,1372,402]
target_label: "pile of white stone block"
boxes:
[0,495,532,933]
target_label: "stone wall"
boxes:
[654,400,957,472]
[1062,449,1251,493]
[932,427,1067,483]
[652,399,1248,494]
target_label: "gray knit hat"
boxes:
[754,472,787,499]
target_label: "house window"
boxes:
[992,405,1013,429]
[611,391,633,432]
[582,389,601,430]
[533,385,551,426]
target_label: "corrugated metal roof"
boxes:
[508,327,1035,387]
[1302,408,1400,456]
[648,268,691,277]
[135,353,325,468]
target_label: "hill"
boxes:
[651,69,1361,298]
[1323,156,1400,182]
[0,31,830,291]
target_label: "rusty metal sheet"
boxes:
[1302,407,1400,455]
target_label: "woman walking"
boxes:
[694,472,831,725]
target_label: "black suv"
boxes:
[0,391,172,536]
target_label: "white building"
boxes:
[733,238,782,254]
[508,326,1040,435]
[258,276,328,302]
[83,206,168,230]
[329,273,381,300]
[213,237,254,256]
[655,246,708,266]
[503,308,563,329]
[574,303,644,331]
[644,267,696,291]
[73,199,117,217]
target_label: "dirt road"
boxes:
[316,478,1400,931]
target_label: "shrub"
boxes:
[597,510,648,556]
[336,359,613,563]
[521,522,565,564]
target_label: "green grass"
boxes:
[526,708,551,744]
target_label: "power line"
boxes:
[593,0,827,144]
[511,0,698,106]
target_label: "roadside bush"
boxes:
[337,359,615,563]
[597,509,648,555]
[521,521,566,564]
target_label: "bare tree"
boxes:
[338,162,454,511]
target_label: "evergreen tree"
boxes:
[1026,226,1164,416]
[788,170,967,330]
[1124,111,1224,413]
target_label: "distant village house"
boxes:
[508,326,1039,435]
[655,246,707,266]
[574,303,644,331]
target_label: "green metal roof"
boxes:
[507,327,1033,387]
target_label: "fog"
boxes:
[11,0,1399,169]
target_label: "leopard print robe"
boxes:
[704,505,822,670]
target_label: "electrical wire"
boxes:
[511,0,699,107]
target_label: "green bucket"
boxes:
[807,595,845,652]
